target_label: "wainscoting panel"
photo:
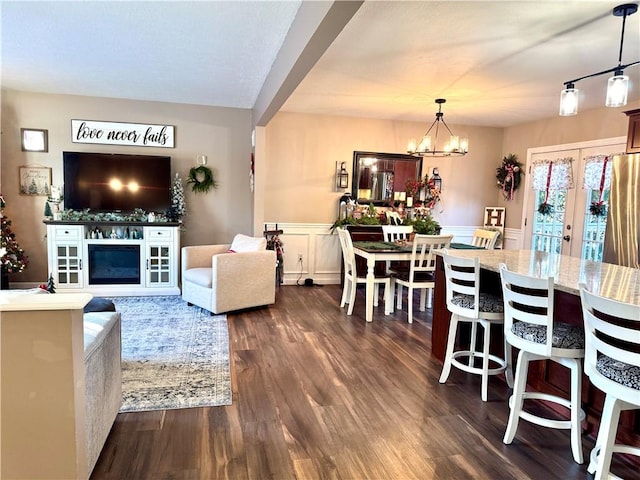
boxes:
[272,223,523,285]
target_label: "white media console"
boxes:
[45,221,181,296]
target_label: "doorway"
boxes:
[522,136,626,260]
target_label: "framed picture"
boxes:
[21,128,48,152]
[19,166,52,196]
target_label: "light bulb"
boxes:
[559,86,579,116]
[605,74,628,107]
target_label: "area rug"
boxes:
[108,295,232,412]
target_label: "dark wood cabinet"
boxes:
[625,108,640,153]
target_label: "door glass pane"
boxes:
[581,189,609,261]
[531,189,567,254]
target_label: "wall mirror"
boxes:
[351,151,423,205]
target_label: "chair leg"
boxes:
[504,349,530,444]
[426,287,433,309]
[503,338,514,388]
[480,320,491,402]
[569,359,584,464]
[384,280,393,315]
[407,286,414,323]
[340,275,349,308]
[373,284,380,307]
[396,284,403,309]
[419,288,426,312]
[347,279,357,315]
[592,395,621,480]
[468,321,479,368]
[439,314,459,384]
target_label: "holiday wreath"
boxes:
[187,165,218,193]
[496,154,524,201]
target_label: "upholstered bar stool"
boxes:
[438,250,512,401]
[499,264,585,464]
[580,284,640,480]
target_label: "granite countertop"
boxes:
[438,249,640,306]
[0,291,93,311]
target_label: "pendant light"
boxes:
[559,3,639,116]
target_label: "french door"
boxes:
[522,137,626,260]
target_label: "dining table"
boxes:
[352,240,484,322]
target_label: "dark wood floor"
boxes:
[91,285,637,480]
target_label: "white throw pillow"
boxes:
[230,234,266,252]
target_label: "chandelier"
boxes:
[559,3,639,116]
[407,99,468,157]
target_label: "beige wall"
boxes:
[2,87,636,285]
[1,89,253,283]
[264,111,504,226]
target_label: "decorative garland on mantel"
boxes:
[187,166,218,193]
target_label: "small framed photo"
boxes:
[21,128,48,152]
[19,166,52,196]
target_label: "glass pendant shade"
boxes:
[559,86,579,116]
[558,3,638,116]
[605,74,629,107]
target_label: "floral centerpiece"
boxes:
[404,212,441,234]
[404,177,423,199]
[330,203,381,232]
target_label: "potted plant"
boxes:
[330,203,382,233]
[405,213,441,235]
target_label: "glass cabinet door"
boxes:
[146,244,172,286]
[56,244,83,287]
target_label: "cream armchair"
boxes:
[181,235,277,314]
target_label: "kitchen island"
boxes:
[432,249,640,451]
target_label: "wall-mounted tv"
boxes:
[63,151,171,213]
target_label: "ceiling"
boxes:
[2,1,639,129]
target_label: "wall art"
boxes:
[71,119,175,148]
[19,166,51,196]
[21,128,48,152]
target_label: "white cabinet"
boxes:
[143,227,178,288]
[46,222,180,295]
[47,225,84,288]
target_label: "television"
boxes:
[63,151,171,213]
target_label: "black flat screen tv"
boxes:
[63,151,171,213]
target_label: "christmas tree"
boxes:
[169,173,186,222]
[0,194,28,273]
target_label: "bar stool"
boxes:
[438,250,512,401]
[499,264,585,464]
[580,284,640,480]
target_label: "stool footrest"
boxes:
[509,392,586,430]
[451,350,508,376]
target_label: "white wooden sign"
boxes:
[71,120,175,148]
